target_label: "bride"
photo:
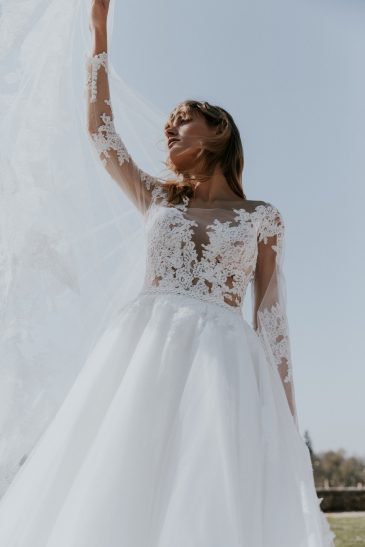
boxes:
[0,0,335,545]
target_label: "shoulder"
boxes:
[245,199,281,216]
[242,199,266,210]
[256,201,285,242]
[249,199,280,212]
[254,200,284,220]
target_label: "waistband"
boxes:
[139,287,243,315]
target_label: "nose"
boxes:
[165,124,178,138]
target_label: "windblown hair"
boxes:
[162,100,246,205]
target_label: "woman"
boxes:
[0,0,335,545]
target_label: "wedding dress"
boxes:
[0,47,336,546]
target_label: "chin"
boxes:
[167,151,183,170]
[168,150,196,174]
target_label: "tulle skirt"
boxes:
[0,291,335,546]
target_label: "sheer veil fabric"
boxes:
[0,1,338,545]
[0,0,299,506]
[0,0,167,496]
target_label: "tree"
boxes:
[302,430,365,488]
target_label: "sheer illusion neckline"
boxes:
[183,202,268,215]
[185,204,266,212]
[151,182,268,216]
[177,191,265,212]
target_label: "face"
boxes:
[164,110,216,173]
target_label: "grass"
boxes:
[327,513,365,547]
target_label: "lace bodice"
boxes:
[85,51,298,427]
[141,187,282,313]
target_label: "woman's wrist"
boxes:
[91,27,108,55]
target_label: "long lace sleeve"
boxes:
[251,203,299,429]
[86,51,159,213]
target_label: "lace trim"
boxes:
[90,113,130,167]
[149,184,190,211]
[86,51,108,103]
[138,170,156,192]
[257,203,284,256]
[257,301,292,383]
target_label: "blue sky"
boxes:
[109,0,365,456]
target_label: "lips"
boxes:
[168,138,180,149]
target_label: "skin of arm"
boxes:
[90,0,109,54]
[86,0,156,211]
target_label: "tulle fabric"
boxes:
[0,0,336,544]
[0,0,167,495]
[0,0,300,498]
[0,292,334,546]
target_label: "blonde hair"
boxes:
[162,100,246,205]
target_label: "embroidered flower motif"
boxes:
[90,113,130,167]
[86,52,108,103]
[257,302,293,383]
[142,201,271,312]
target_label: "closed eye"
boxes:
[164,116,192,133]
[178,117,192,125]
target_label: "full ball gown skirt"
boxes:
[0,291,334,547]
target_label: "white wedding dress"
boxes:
[0,52,336,547]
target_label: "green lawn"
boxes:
[327,514,365,547]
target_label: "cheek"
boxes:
[179,127,205,149]
[183,123,204,139]
[182,121,213,150]
[166,122,207,163]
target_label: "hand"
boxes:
[89,0,110,33]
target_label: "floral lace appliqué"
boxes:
[257,301,292,383]
[142,203,267,310]
[86,51,108,103]
[91,113,130,167]
[257,202,284,255]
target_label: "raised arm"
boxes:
[86,0,158,213]
[251,203,298,429]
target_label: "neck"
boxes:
[187,165,238,203]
